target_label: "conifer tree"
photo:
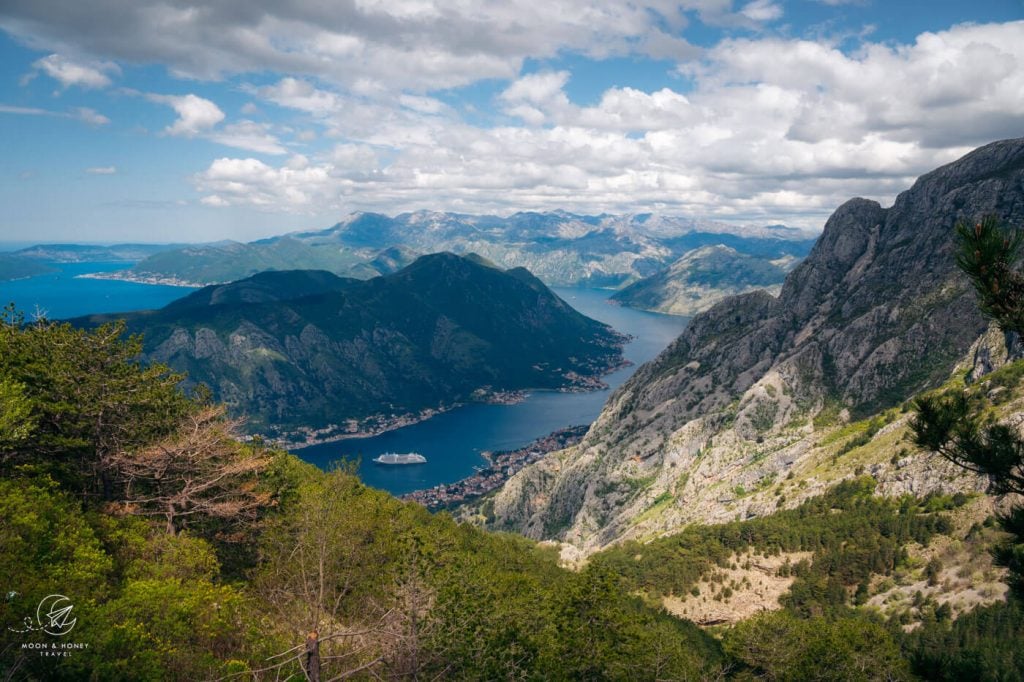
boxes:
[911,215,1024,594]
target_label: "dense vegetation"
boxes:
[75,254,625,439]
[0,312,720,680]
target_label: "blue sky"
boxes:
[0,1,1022,243]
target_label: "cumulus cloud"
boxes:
[193,20,1024,229]
[501,71,573,125]
[73,106,110,126]
[208,120,287,155]
[147,93,225,137]
[29,53,118,89]
[143,92,286,153]
[196,157,335,209]
[4,3,1021,230]
[0,0,719,91]
[255,78,341,116]
[740,0,783,23]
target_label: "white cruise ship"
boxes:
[372,452,427,465]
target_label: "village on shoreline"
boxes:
[402,424,589,510]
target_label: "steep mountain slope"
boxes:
[76,254,625,443]
[610,245,795,316]
[116,211,814,287]
[484,137,1024,552]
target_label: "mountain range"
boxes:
[75,253,626,444]
[481,137,1024,553]
[113,211,815,289]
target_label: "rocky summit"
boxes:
[483,138,1024,553]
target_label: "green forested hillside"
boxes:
[0,254,53,281]
[74,254,626,441]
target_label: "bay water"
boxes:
[0,262,195,320]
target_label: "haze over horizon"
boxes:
[1,0,1022,243]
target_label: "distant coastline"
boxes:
[76,270,205,288]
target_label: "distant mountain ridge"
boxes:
[117,211,815,288]
[610,245,796,316]
[13,243,185,262]
[75,253,626,444]
[483,137,1024,552]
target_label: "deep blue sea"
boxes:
[295,287,688,495]
[0,265,688,496]
[0,262,196,320]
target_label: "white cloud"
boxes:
[85,165,116,174]
[740,0,783,23]
[73,107,110,126]
[5,4,1022,231]
[196,157,335,209]
[144,93,286,153]
[0,103,109,125]
[256,78,341,116]
[148,93,225,137]
[399,94,447,115]
[0,1,716,92]
[30,53,118,89]
[208,120,287,155]
[501,71,573,125]
[190,21,1024,229]
[501,71,571,105]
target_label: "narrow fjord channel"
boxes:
[293,287,689,495]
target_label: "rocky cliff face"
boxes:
[485,138,1024,552]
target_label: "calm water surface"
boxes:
[0,262,195,319]
[294,287,689,495]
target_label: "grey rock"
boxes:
[488,138,1024,551]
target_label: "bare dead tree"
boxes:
[249,468,411,680]
[106,406,272,535]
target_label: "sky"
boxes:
[0,1,1022,244]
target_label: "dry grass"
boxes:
[662,550,813,626]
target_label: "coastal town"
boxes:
[402,425,589,510]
